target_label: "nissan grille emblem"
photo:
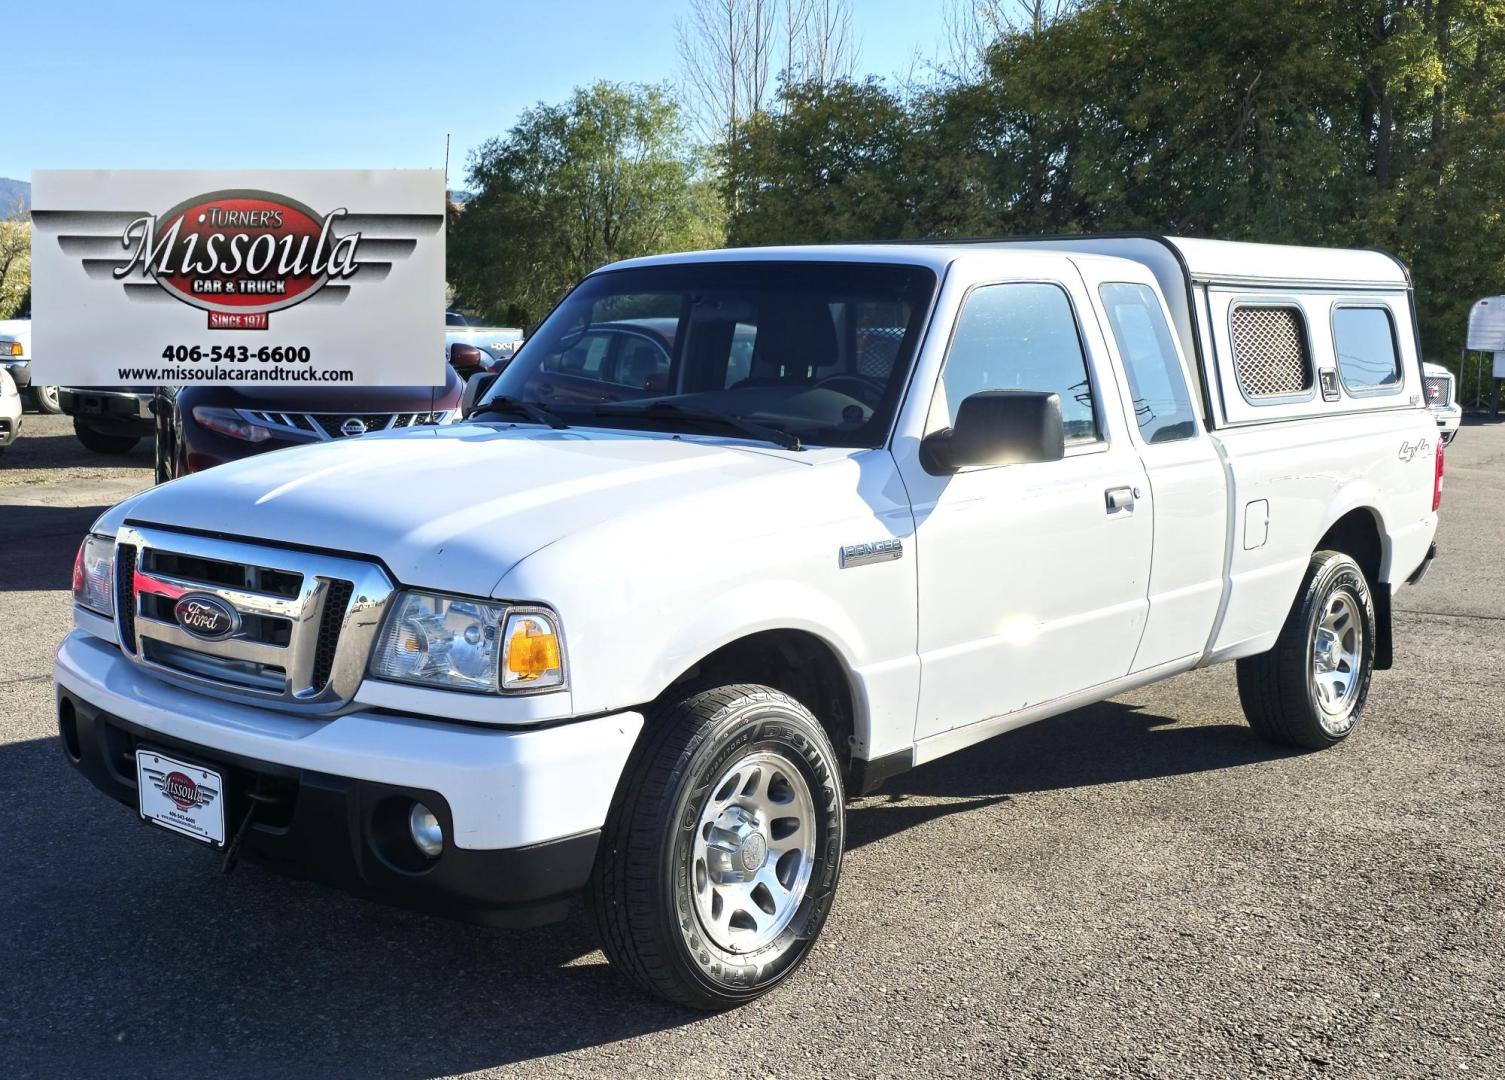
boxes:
[340,417,369,437]
[172,593,241,641]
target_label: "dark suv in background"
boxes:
[152,368,464,483]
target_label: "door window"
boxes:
[938,282,1098,441]
[1099,282,1198,443]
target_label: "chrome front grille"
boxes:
[1424,373,1453,407]
[113,525,394,712]
[239,409,452,441]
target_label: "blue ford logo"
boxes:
[173,593,240,640]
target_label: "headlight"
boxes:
[370,592,566,694]
[192,406,269,442]
[72,534,115,617]
[4,341,21,357]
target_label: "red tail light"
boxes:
[1433,438,1445,511]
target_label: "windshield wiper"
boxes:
[588,401,802,451]
[471,396,568,430]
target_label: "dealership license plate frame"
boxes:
[136,749,226,847]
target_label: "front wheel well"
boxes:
[665,630,857,776]
[1315,507,1391,670]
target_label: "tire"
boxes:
[73,421,139,455]
[153,426,171,483]
[1237,550,1376,750]
[588,683,845,1009]
[29,386,62,414]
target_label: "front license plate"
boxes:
[136,750,226,847]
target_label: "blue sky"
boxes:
[6,0,948,186]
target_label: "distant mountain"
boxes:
[0,177,30,212]
[447,189,473,206]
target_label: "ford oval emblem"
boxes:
[173,593,240,641]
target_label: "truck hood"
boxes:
[108,422,827,597]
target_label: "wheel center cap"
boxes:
[739,831,767,872]
[1314,631,1338,672]
[705,805,768,883]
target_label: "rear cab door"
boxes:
[1075,257,1229,672]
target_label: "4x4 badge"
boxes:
[1399,438,1431,463]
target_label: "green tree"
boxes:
[449,82,725,327]
[728,78,915,245]
[723,0,1505,361]
[955,0,1505,358]
[0,200,29,320]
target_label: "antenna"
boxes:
[444,133,451,190]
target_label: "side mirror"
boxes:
[921,390,1065,474]
[461,371,499,418]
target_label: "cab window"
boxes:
[938,282,1098,441]
[1099,282,1198,443]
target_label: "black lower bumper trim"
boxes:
[59,390,154,437]
[58,689,597,927]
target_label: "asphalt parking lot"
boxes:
[1,412,1502,1079]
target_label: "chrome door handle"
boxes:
[1105,486,1136,514]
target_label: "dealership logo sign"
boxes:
[33,169,445,386]
[111,190,365,329]
[144,766,220,813]
[162,771,202,811]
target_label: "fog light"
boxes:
[408,802,443,857]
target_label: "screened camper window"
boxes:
[1229,305,1313,400]
[1332,305,1402,393]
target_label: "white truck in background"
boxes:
[57,237,1440,1009]
[1422,361,1461,443]
[1,316,61,413]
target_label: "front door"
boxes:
[898,272,1154,742]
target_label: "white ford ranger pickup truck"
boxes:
[56,236,1441,1008]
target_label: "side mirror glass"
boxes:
[921,390,1066,473]
[461,371,499,418]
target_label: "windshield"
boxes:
[480,261,937,449]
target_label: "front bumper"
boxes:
[59,388,155,437]
[55,630,643,924]
[0,407,17,446]
[2,358,30,390]
[1431,403,1462,443]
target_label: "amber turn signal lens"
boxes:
[502,613,563,689]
